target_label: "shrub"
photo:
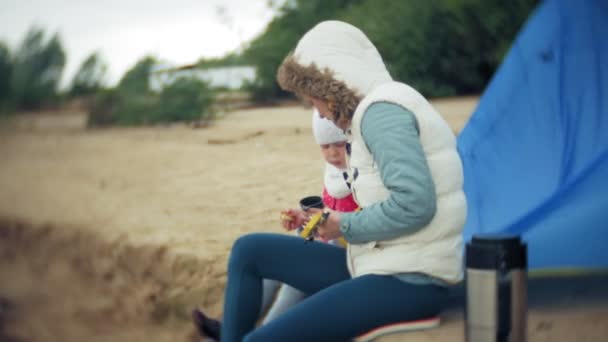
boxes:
[87,78,214,128]
[154,77,214,123]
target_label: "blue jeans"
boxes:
[222,233,448,342]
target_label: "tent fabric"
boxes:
[457,0,608,269]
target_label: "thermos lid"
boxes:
[299,196,324,211]
[466,233,527,270]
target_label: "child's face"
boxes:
[320,141,347,169]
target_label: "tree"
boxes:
[88,76,215,127]
[70,52,107,97]
[117,56,156,95]
[242,0,362,101]
[10,27,66,110]
[240,0,537,100]
[154,77,214,123]
[0,42,12,113]
[340,0,538,97]
[88,59,216,127]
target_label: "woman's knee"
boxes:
[228,233,263,268]
[232,233,262,253]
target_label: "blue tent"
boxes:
[457,0,608,270]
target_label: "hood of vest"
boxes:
[277,21,393,128]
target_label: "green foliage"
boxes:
[86,88,121,127]
[196,52,247,68]
[117,56,156,96]
[0,2,540,115]
[111,94,158,126]
[87,61,215,128]
[341,0,467,96]
[241,0,538,100]
[154,77,214,123]
[10,27,66,110]
[0,42,12,114]
[69,52,107,97]
[242,0,363,102]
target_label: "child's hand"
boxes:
[306,208,343,240]
[280,208,307,231]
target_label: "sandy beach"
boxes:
[1,97,607,341]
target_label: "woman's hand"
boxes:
[307,208,343,240]
[280,208,307,231]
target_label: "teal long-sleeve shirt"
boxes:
[339,102,437,244]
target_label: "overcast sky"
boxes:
[0,0,277,87]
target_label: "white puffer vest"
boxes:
[347,81,466,283]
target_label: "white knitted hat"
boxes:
[312,109,347,145]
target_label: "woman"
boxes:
[195,20,466,342]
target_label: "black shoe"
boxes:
[192,309,221,340]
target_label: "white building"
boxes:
[150,64,256,92]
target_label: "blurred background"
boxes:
[0,0,536,124]
[2,1,607,342]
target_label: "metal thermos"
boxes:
[465,234,527,342]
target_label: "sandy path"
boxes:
[3,97,605,341]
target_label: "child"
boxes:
[279,109,358,234]
[263,109,359,322]
[192,109,359,339]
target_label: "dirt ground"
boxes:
[1,97,607,341]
